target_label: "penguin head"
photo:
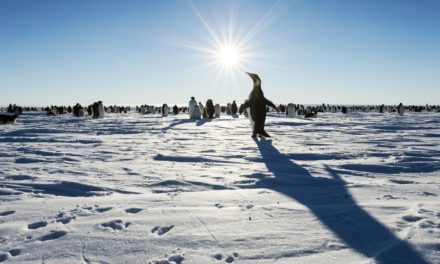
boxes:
[246,72,261,87]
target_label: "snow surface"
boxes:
[0,111,439,263]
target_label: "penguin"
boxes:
[202,107,208,119]
[73,103,83,117]
[162,104,170,117]
[214,104,221,118]
[188,97,201,119]
[97,101,104,118]
[92,102,99,118]
[0,112,18,124]
[92,101,105,118]
[286,103,296,118]
[199,102,205,118]
[231,101,238,114]
[341,106,348,114]
[173,105,179,115]
[226,103,232,115]
[206,99,215,119]
[397,102,404,116]
[239,72,278,138]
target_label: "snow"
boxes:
[0,111,439,263]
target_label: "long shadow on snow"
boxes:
[254,138,428,264]
[161,119,211,132]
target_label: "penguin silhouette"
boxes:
[205,99,215,119]
[239,72,278,138]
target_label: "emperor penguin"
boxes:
[231,101,238,114]
[205,99,215,119]
[173,105,179,115]
[226,103,232,115]
[162,104,170,117]
[92,102,103,118]
[214,104,221,118]
[397,102,404,116]
[198,102,205,118]
[188,97,201,119]
[239,72,278,138]
[286,103,296,118]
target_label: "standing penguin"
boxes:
[173,105,179,115]
[162,104,170,117]
[231,101,238,114]
[286,103,296,117]
[239,72,278,138]
[188,97,201,119]
[397,102,404,116]
[214,104,221,118]
[205,99,215,119]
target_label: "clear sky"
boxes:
[1,0,439,106]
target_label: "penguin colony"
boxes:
[2,101,439,125]
[2,73,439,128]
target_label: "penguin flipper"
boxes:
[265,98,278,111]
[239,100,252,114]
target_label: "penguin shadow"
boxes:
[196,118,212,126]
[161,118,211,132]
[253,138,428,264]
[231,114,239,119]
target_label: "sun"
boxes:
[182,0,282,78]
[217,45,241,67]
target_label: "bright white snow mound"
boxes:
[0,111,439,263]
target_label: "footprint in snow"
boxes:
[27,221,48,230]
[151,225,174,236]
[9,249,21,257]
[54,212,76,224]
[239,203,254,210]
[0,253,9,262]
[149,251,184,264]
[101,220,130,230]
[0,211,15,216]
[214,203,224,209]
[402,215,424,222]
[94,206,113,213]
[125,208,143,214]
[212,252,239,263]
[39,230,67,242]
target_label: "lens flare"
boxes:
[217,45,241,67]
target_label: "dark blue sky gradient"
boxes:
[1,0,439,105]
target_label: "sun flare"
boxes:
[217,45,241,67]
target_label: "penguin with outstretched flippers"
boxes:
[239,72,279,138]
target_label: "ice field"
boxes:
[1,111,439,263]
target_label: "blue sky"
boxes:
[1,0,439,106]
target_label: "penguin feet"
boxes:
[260,131,271,137]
